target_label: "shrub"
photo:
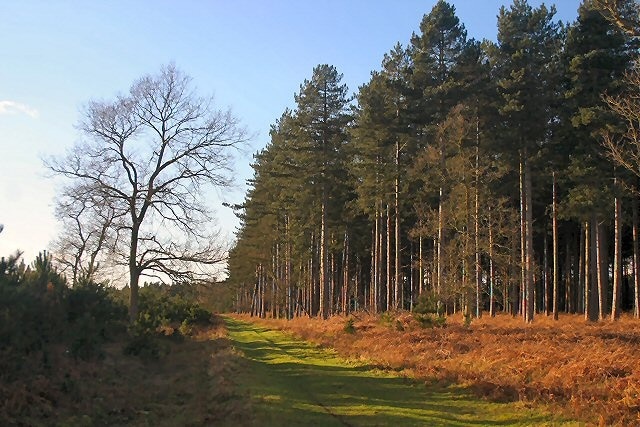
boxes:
[343,318,356,334]
[379,312,395,327]
[123,327,163,361]
[65,280,127,360]
[136,283,212,333]
[414,313,447,328]
[413,293,444,316]
[413,294,446,328]
[0,251,128,365]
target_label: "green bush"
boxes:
[379,311,395,327]
[123,329,162,361]
[414,313,447,328]
[343,318,356,334]
[413,294,446,328]
[0,251,128,365]
[413,293,443,316]
[135,283,212,334]
[67,280,127,331]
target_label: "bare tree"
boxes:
[47,64,247,320]
[50,182,123,285]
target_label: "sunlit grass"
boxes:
[234,312,640,425]
[226,317,576,426]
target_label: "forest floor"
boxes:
[236,311,640,426]
[225,316,575,426]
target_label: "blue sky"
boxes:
[0,0,582,265]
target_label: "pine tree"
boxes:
[491,0,563,322]
[292,64,352,319]
[408,0,469,308]
[562,0,633,321]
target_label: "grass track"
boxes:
[225,317,575,427]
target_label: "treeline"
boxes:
[227,0,640,322]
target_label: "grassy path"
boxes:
[225,317,573,427]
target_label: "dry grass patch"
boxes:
[235,312,640,426]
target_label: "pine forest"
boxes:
[228,0,640,324]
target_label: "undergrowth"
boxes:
[0,251,220,425]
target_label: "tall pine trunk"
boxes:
[395,139,401,310]
[596,223,607,320]
[475,133,481,318]
[371,213,378,313]
[524,152,535,323]
[519,153,527,319]
[612,186,622,320]
[552,172,559,320]
[386,203,392,311]
[586,217,599,322]
[489,207,495,317]
[579,224,586,314]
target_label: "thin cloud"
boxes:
[0,100,39,118]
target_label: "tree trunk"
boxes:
[371,215,378,313]
[489,207,495,317]
[419,235,424,297]
[377,203,384,312]
[286,216,293,319]
[634,196,640,319]
[386,203,392,311]
[330,250,335,316]
[437,191,444,300]
[524,153,534,323]
[342,231,349,315]
[586,217,599,322]
[552,172,559,320]
[311,234,319,317]
[596,222,607,320]
[129,269,140,322]
[410,241,415,311]
[475,110,482,318]
[565,236,572,314]
[395,139,401,310]
[612,186,622,320]
[128,224,141,322]
[519,154,526,319]
[544,233,549,316]
[319,194,329,318]
[579,224,586,314]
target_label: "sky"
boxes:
[0,0,582,267]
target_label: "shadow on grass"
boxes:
[225,317,565,427]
